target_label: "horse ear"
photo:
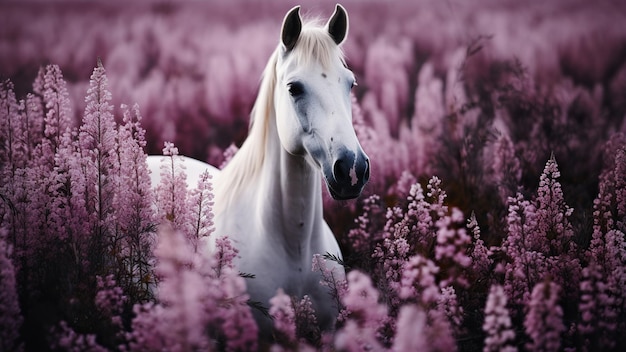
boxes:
[281,6,302,52]
[327,4,349,45]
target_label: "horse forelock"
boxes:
[287,20,346,69]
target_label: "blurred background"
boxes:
[2,0,623,156]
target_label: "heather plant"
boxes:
[398,254,440,308]
[577,262,613,351]
[268,289,319,350]
[126,226,211,351]
[292,295,320,347]
[0,231,23,352]
[346,194,382,255]
[113,103,155,303]
[94,274,126,330]
[337,145,625,351]
[524,279,565,352]
[0,80,23,170]
[79,59,125,278]
[269,289,297,347]
[390,305,427,351]
[467,212,493,279]
[490,133,522,204]
[4,58,626,351]
[334,270,388,352]
[501,192,545,306]
[573,135,626,350]
[483,284,516,352]
[368,176,448,310]
[535,155,581,300]
[437,285,463,336]
[434,208,472,288]
[155,142,190,231]
[0,62,161,350]
[126,226,258,352]
[36,64,74,165]
[50,321,108,352]
[187,169,215,252]
[311,254,348,323]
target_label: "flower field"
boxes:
[1,0,626,351]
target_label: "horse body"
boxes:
[148,4,368,337]
[215,96,341,333]
[147,155,219,191]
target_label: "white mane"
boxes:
[214,20,346,213]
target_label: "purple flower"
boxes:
[467,212,493,276]
[269,288,296,345]
[483,284,516,352]
[524,280,565,352]
[434,207,471,287]
[187,169,215,251]
[155,141,191,232]
[0,233,22,352]
[335,271,387,352]
[391,305,427,352]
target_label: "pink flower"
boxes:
[214,236,239,276]
[79,59,119,242]
[269,288,296,345]
[347,194,381,254]
[162,141,179,157]
[219,143,239,169]
[438,286,463,334]
[155,141,190,232]
[95,274,126,319]
[399,254,440,307]
[0,80,26,169]
[187,169,215,251]
[502,193,546,305]
[483,284,517,352]
[51,321,107,352]
[128,227,257,352]
[435,207,471,287]
[113,103,155,300]
[38,64,74,159]
[293,295,319,345]
[524,280,565,352]
[0,233,22,352]
[391,305,427,352]
[467,212,493,276]
[311,254,347,315]
[335,271,387,352]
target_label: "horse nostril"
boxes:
[333,159,349,184]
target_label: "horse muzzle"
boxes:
[324,148,370,200]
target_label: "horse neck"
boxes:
[256,109,325,259]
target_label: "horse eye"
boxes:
[288,82,304,97]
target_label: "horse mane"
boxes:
[215,19,346,213]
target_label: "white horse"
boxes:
[148,4,369,337]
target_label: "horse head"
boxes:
[274,5,370,200]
